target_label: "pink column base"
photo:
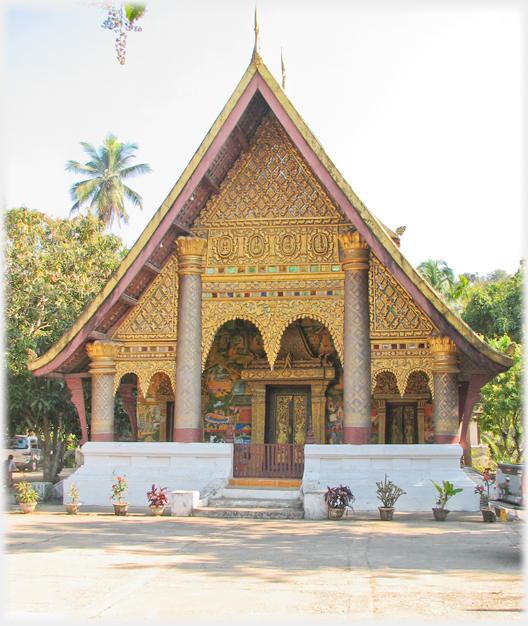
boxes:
[434,434,459,444]
[91,433,114,442]
[173,428,202,443]
[342,427,371,445]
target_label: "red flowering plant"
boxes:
[147,484,169,508]
[110,476,128,503]
[474,473,495,508]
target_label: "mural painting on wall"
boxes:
[137,373,173,441]
[296,319,345,445]
[424,403,434,443]
[203,320,266,443]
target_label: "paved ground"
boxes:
[3,502,524,624]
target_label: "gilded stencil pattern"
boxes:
[343,271,371,427]
[204,277,343,293]
[114,359,176,398]
[369,256,433,338]
[371,357,433,398]
[202,298,344,370]
[92,374,115,431]
[117,256,178,340]
[433,372,459,434]
[206,226,337,266]
[194,114,345,228]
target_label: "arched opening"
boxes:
[116,373,139,441]
[137,372,174,442]
[202,319,265,443]
[372,370,432,444]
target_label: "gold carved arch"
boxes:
[202,298,344,371]
[201,307,271,371]
[371,357,433,398]
[114,359,176,399]
[274,313,344,368]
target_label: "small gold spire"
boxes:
[281,47,286,90]
[252,5,262,64]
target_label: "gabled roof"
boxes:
[29,53,512,377]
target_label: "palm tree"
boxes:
[417,259,456,298]
[66,133,151,229]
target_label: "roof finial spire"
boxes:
[252,5,262,65]
[281,47,286,90]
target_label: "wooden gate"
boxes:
[233,443,305,479]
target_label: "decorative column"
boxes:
[339,231,371,444]
[173,236,207,442]
[430,337,460,444]
[86,341,122,442]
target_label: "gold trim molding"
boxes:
[113,359,176,398]
[371,357,434,399]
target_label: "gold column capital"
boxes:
[339,231,370,271]
[175,236,207,274]
[87,340,122,375]
[429,336,460,373]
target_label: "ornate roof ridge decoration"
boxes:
[28,37,513,377]
[117,254,178,341]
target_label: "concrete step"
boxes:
[221,486,301,501]
[208,497,303,509]
[193,506,304,519]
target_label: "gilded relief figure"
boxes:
[390,417,402,444]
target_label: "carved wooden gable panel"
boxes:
[193,112,349,268]
[369,255,434,339]
[116,255,178,341]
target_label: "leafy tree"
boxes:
[5,207,126,481]
[66,133,151,229]
[477,336,523,464]
[417,259,456,297]
[462,262,524,344]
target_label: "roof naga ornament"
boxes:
[252,6,262,65]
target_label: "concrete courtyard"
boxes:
[3,502,524,624]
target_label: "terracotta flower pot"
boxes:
[328,507,345,520]
[19,502,37,514]
[64,502,82,515]
[378,507,395,521]
[113,502,130,516]
[150,505,165,516]
[481,508,496,523]
[432,507,450,521]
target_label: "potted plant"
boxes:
[475,473,496,522]
[375,474,406,521]
[324,485,355,520]
[431,479,463,521]
[14,480,40,514]
[110,476,129,515]
[147,484,169,516]
[64,482,81,515]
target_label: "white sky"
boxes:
[2,0,526,278]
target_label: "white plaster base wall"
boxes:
[302,444,479,519]
[62,442,233,506]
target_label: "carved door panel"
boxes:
[386,403,417,444]
[266,387,311,444]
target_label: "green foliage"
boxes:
[461,262,524,344]
[375,474,406,508]
[417,259,456,297]
[68,482,81,504]
[66,133,151,228]
[125,3,147,24]
[5,206,126,481]
[14,480,40,504]
[478,336,524,463]
[430,480,463,509]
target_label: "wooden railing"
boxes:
[233,443,305,479]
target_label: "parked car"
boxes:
[489,463,525,522]
[2,436,41,472]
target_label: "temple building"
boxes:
[28,41,512,514]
